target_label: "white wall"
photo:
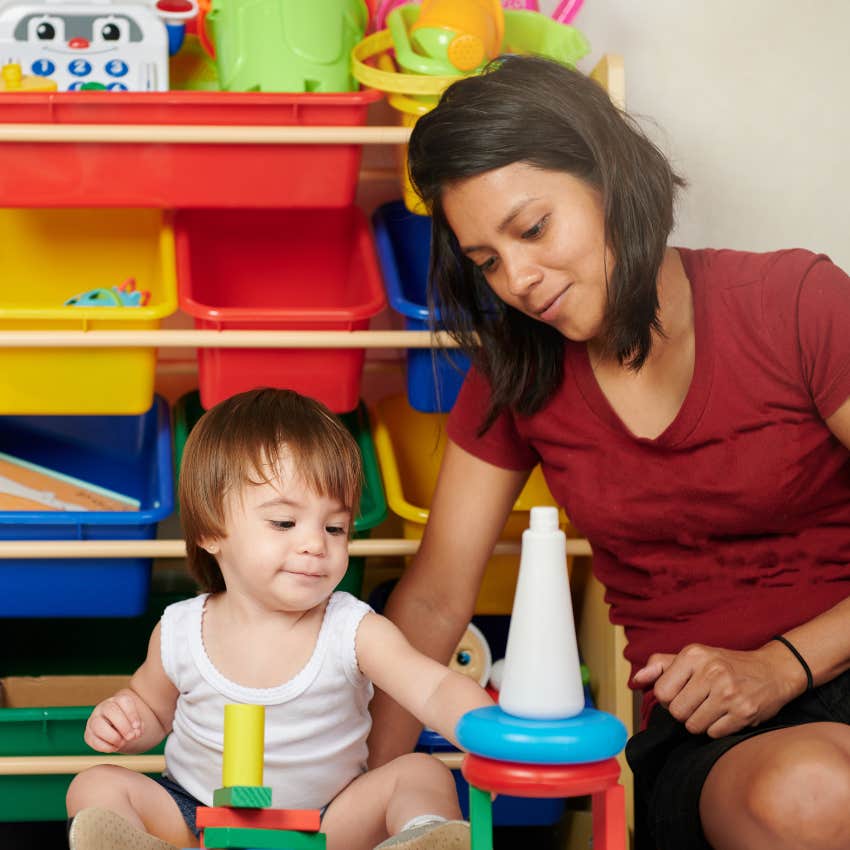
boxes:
[540,0,850,270]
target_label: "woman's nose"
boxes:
[505,255,542,296]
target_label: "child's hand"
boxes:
[84,692,144,753]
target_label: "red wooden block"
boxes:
[196,806,321,832]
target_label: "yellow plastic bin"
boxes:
[0,208,177,414]
[371,393,567,614]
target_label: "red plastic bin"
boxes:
[0,90,382,208]
[176,206,387,413]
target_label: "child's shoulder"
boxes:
[327,590,374,622]
[158,592,208,640]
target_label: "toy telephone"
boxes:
[0,0,175,90]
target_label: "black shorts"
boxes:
[625,668,850,850]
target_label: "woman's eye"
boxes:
[522,216,548,239]
[477,256,497,274]
[271,520,295,530]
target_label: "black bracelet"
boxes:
[772,635,814,691]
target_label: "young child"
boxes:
[66,388,493,850]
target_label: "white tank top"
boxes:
[160,591,374,808]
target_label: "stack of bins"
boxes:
[0,85,386,826]
[173,390,387,599]
[372,200,470,413]
[175,206,387,414]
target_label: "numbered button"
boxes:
[68,59,92,77]
[106,82,128,91]
[105,59,128,78]
[31,59,55,76]
[67,81,85,90]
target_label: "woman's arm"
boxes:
[358,613,494,748]
[367,439,529,767]
[633,395,850,738]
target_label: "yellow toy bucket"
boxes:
[372,393,569,614]
[352,22,457,214]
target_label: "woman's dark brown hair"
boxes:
[178,388,362,593]
[408,55,685,433]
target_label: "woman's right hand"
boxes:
[84,690,144,753]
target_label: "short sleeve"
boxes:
[447,367,539,470]
[797,257,850,418]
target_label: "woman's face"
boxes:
[441,162,615,343]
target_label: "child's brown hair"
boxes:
[179,388,363,592]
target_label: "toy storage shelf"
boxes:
[0,53,633,831]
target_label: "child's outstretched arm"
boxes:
[84,621,179,755]
[357,613,494,749]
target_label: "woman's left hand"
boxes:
[632,642,807,738]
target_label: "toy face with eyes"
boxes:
[0,1,168,90]
[15,10,143,52]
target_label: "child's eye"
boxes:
[522,216,548,240]
[270,520,295,530]
[326,525,347,536]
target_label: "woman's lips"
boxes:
[538,284,571,322]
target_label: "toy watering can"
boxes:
[202,0,368,92]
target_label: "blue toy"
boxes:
[64,278,150,307]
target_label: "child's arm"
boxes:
[356,613,494,749]
[84,621,179,755]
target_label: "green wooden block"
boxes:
[202,826,326,849]
[212,785,273,808]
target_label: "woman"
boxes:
[366,55,850,850]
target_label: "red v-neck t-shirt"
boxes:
[447,248,850,723]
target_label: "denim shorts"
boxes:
[626,668,850,850]
[154,774,331,837]
[153,775,203,838]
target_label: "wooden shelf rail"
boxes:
[0,124,412,145]
[0,330,458,349]
[0,538,591,559]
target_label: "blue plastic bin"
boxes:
[372,200,470,412]
[0,396,174,616]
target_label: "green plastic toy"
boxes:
[205,0,368,92]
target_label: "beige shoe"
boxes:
[374,820,470,849]
[68,808,180,850]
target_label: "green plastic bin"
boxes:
[173,391,387,598]
[0,675,165,822]
[0,571,195,821]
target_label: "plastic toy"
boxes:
[449,621,493,687]
[351,3,589,211]
[198,703,326,848]
[201,0,368,92]
[499,506,584,718]
[0,59,56,87]
[403,0,504,74]
[372,0,584,31]
[222,703,264,788]
[64,278,151,307]
[0,0,174,90]
[454,507,629,850]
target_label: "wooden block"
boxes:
[212,786,273,808]
[196,807,321,832]
[203,826,326,850]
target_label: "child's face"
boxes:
[203,454,352,613]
